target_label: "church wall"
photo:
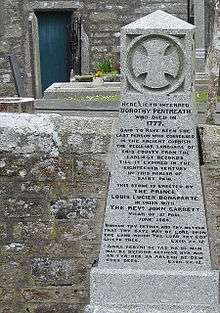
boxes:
[79,0,188,70]
[0,0,187,97]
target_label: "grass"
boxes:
[64,92,220,103]
[65,95,121,102]
[196,91,220,103]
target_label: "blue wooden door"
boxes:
[37,12,72,92]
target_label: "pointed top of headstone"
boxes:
[122,10,195,31]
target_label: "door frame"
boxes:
[29,1,80,12]
[28,12,42,98]
[28,1,80,98]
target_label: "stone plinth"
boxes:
[44,82,121,99]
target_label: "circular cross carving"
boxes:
[126,34,185,94]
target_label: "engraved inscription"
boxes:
[98,96,211,271]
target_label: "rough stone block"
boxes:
[58,116,113,154]
[20,285,88,303]
[31,257,83,286]
[12,221,54,242]
[72,155,109,183]
[0,155,73,182]
[0,114,113,157]
[0,180,107,203]
[53,220,99,245]
[0,303,24,313]
[0,262,31,288]
[0,181,48,199]
[0,155,33,178]
[50,197,98,220]
[0,98,34,113]
[0,114,62,155]
[0,288,19,304]
[24,303,85,313]
[201,125,220,164]
[0,222,7,240]
[67,183,108,199]
[0,196,49,219]
[0,242,30,262]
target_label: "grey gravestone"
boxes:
[81,25,90,75]
[194,0,206,72]
[28,12,42,99]
[86,10,219,313]
[8,54,26,97]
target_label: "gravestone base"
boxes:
[87,268,219,313]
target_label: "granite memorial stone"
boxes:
[86,10,220,313]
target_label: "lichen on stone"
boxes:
[50,197,98,220]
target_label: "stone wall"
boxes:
[0,0,26,97]
[79,0,188,69]
[201,125,220,269]
[0,113,219,312]
[0,0,187,97]
[0,113,114,312]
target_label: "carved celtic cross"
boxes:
[131,38,180,90]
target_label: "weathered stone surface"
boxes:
[0,155,71,181]
[44,82,121,100]
[0,113,113,156]
[79,0,188,68]
[51,197,98,220]
[12,221,54,242]
[0,304,24,313]
[0,196,48,218]
[58,116,113,154]
[0,262,31,288]
[53,220,100,246]
[72,155,109,183]
[0,98,34,113]
[24,303,85,313]
[0,114,62,155]
[20,285,88,303]
[201,125,220,163]
[0,222,7,240]
[200,125,220,268]
[0,287,19,303]
[0,180,108,203]
[0,242,31,262]
[31,258,79,286]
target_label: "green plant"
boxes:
[96,58,120,74]
[96,58,113,73]
[196,91,220,103]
